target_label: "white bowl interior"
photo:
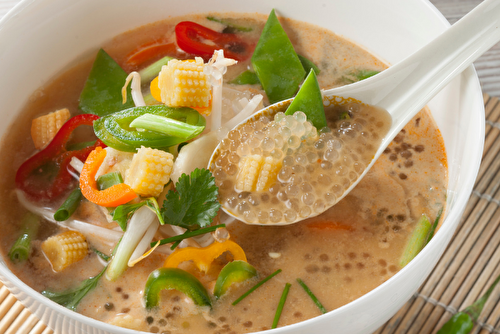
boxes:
[0,0,484,333]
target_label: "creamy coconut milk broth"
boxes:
[0,11,446,334]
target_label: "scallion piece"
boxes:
[152,224,226,248]
[54,187,83,221]
[92,248,110,261]
[170,240,182,250]
[139,56,174,83]
[232,269,282,306]
[296,278,327,314]
[399,214,432,267]
[425,207,444,245]
[130,114,205,139]
[272,283,292,329]
[97,172,123,191]
[8,213,40,263]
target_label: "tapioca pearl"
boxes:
[269,183,281,195]
[244,211,257,223]
[278,126,291,139]
[342,178,351,188]
[248,136,261,149]
[213,168,226,180]
[352,122,363,132]
[324,149,339,162]
[314,140,325,150]
[271,197,280,205]
[274,112,285,123]
[285,184,300,197]
[278,166,293,182]
[270,149,284,160]
[283,156,294,166]
[348,171,358,181]
[280,115,297,128]
[289,174,303,185]
[258,210,269,223]
[238,192,250,199]
[237,201,250,214]
[226,196,238,208]
[259,116,271,124]
[360,131,370,138]
[339,121,351,130]
[277,190,288,202]
[253,130,265,141]
[300,182,313,193]
[299,206,312,218]
[295,154,308,165]
[344,128,357,139]
[325,192,336,204]
[215,156,228,168]
[219,180,232,191]
[237,143,251,157]
[284,210,297,223]
[318,173,332,185]
[224,164,237,176]
[320,161,332,170]
[285,148,294,156]
[251,147,263,156]
[228,130,240,141]
[286,198,300,210]
[314,200,325,213]
[304,122,314,136]
[229,140,240,151]
[261,137,275,151]
[335,165,348,176]
[287,135,300,149]
[331,184,343,196]
[252,121,265,131]
[228,152,240,164]
[306,164,316,173]
[319,126,330,134]
[320,132,334,140]
[247,194,260,206]
[293,111,307,123]
[269,209,283,223]
[302,193,315,206]
[342,155,352,165]
[220,138,231,150]
[326,138,342,150]
[292,165,305,174]
[292,122,305,137]
[306,151,317,163]
[274,135,285,149]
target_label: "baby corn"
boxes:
[125,146,174,197]
[31,108,70,149]
[236,155,282,192]
[158,58,211,113]
[41,230,88,272]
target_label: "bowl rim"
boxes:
[0,0,485,333]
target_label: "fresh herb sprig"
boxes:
[42,266,107,311]
[112,197,164,231]
[232,269,282,305]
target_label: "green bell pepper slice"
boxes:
[285,69,327,129]
[95,105,205,151]
[214,260,257,299]
[79,49,134,117]
[251,9,306,104]
[144,267,212,309]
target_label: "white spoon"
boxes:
[210,0,500,225]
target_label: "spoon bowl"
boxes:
[210,0,500,225]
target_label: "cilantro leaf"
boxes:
[161,168,220,231]
[42,266,107,311]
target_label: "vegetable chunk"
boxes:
[31,108,70,150]
[41,230,88,272]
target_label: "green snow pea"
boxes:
[214,260,257,298]
[285,69,326,129]
[251,9,306,104]
[79,49,134,117]
[144,268,211,309]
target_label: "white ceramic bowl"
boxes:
[0,0,484,333]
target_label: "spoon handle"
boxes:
[324,0,500,128]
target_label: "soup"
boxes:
[0,11,446,334]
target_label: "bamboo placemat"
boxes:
[0,94,498,334]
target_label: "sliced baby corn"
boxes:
[235,155,264,192]
[158,58,211,112]
[41,230,88,272]
[256,157,282,192]
[31,108,70,149]
[125,146,174,197]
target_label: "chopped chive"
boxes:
[130,114,205,139]
[425,207,444,245]
[92,248,110,261]
[54,187,82,221]
[139,56,174,83]
[272,283,292,329]
[232,269,282,306]
[399,214,432,267]
[296,278,327,314]
[170,240,182,250]
[97,172,123,191]
[8,213,40,263]
[152,224,226,248]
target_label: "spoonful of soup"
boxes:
[209,0,500,225]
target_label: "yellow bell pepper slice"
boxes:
[164,240,247,273]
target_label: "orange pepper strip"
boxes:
[80,147,137,207]
[164,240,247,273]
[306,221,355,231]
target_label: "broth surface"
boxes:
[0,12,446,333]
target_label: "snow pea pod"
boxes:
[251,9,305,104]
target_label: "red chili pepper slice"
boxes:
[15,114,106,202]
[175,21,253,61]
[124,41,191,71]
